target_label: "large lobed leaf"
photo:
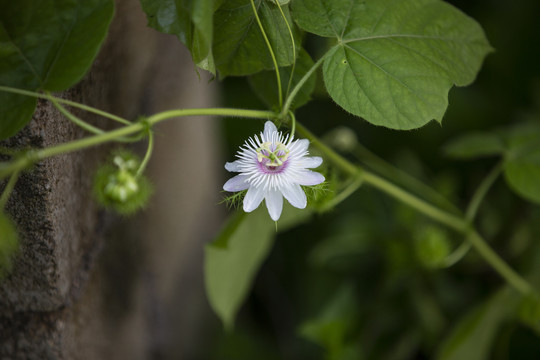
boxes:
[0,0,114,139]
[139,0,216,73]
[213,0,299,77]
[291,0,493,130]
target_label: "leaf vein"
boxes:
[384,37,451,76]
[0,22,43,88]
[43,8,79,86]
[343,33,473,44]
[343,44,431,109]
[369,0,401,34]
[320,0,340,38]
[339,0,355,39]
[341,48,386,120]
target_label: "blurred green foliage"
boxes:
[204,0,540,358]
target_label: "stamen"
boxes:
[255,140,290,167]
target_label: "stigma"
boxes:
[256,141,290,168]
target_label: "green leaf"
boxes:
[504,149,540,204]
[0,0,114,139]
[205,204,311,329]
[0,94,36,140]
[443,132,505,159]
[291,0,492,130]
[444,121,540,204]
[249,48,316,109]
[213,0,299,77]
[437,288,519,360]
[501,122,540,204]
[140,0,216,73]
[205,207,275,330]
[501,121,540,157]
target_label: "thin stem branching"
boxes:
[296,121,534,296]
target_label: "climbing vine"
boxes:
[2,0,540,358]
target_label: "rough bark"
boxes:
[0,0,221,358]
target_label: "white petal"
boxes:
[264,121,277,138]
[243,186,266,212]
[291,139,309,154]
[223,175,250,192]
[296,171,325,186]
[225,161,242,172]
[265,189,283,221]
[281,183,307,209]
[300,156,323,169]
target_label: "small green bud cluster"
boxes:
[0,212,19,277]
[414,225,451,269]
[93,150,152,215]
[103,156,140,203]
[326,127,358,153]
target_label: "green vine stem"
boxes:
[0,86,131,125]
[47,93,104,135]
[35,108,275,161]
[442,241,472,268]
[136,130,154,178]
[288,111,296,140]
[280,51,331,118]
[250,0,283,107]
[296,121,535,296]
[1,86,533,296]
[468,231,533,294]
[0,92,277,177]
[146,108,276,125]
[352,141,461,215]
[318,174,363,213]
[362,171,467,232]
[274,0,297,99]
[444,162,503,267]
[465,162,503,221]
[47,93,139,143]
[295,121,358,176]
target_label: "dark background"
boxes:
[204,1,540,359]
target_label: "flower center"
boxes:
[256,141,289,171]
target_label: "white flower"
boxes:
[223,121,324,221]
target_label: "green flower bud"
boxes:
[414,225,451,269]
[103,170,140,203]
[0,212,19,277]
[93,150,152,215]
[326,127,358,152]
